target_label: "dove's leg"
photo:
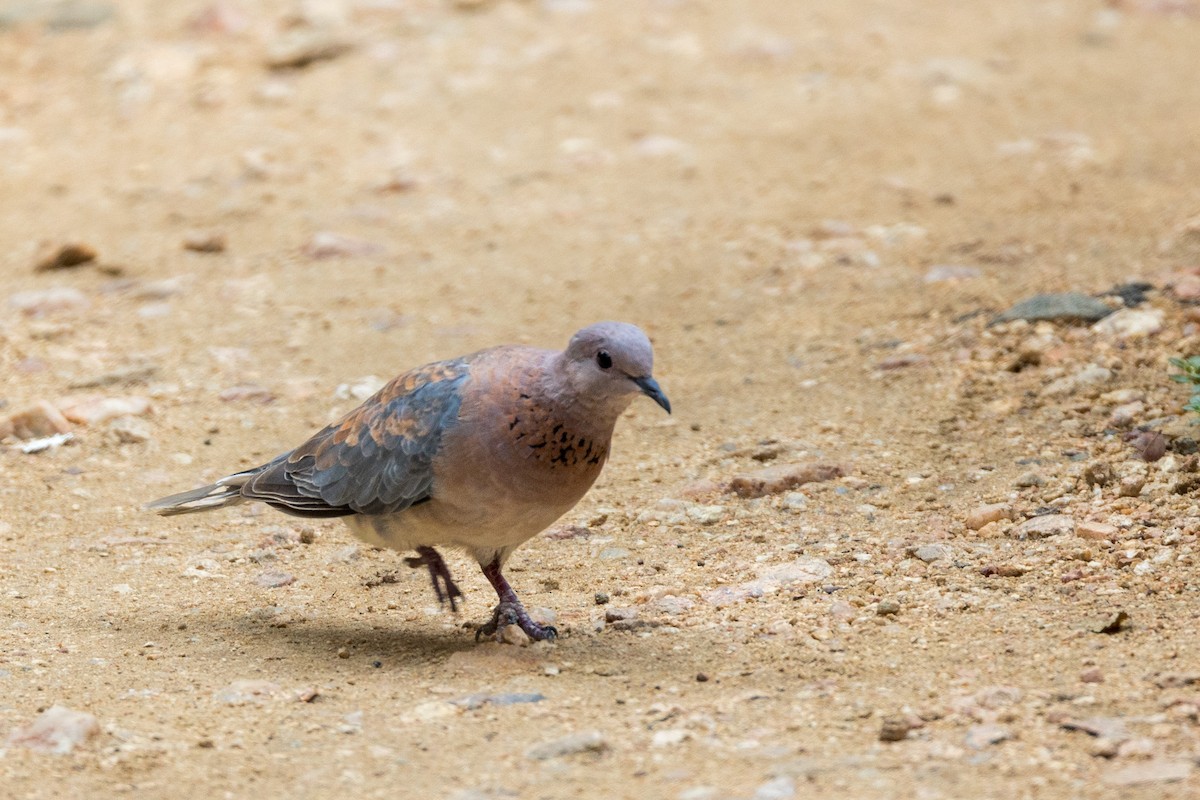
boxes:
[404,546,463,612]
[476,557,557,642]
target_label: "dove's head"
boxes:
[558,321,671,415]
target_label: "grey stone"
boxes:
[993,292,1113,324]
[876,599,900,616]
[598,547,630,560]
[1011,514,1075,539]
[0,1,115,30]
[964,723,1011,749]
[452,692,545,710]
[914,544,952,563]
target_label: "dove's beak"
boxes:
[633,375,671,414]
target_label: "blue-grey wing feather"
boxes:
[240,359,469,517]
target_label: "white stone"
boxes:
[6,706,99,754]
[1093,308,1164,339]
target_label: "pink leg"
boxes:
[475,557,557,642]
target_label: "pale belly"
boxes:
[341,495,576,564]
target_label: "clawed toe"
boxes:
[475,603,519,642]
[532,623,558,641]
[475,601,557,642]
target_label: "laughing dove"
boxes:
[148,321,670,641]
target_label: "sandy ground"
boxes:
[3,0,1200,797]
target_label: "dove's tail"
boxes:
[146,471,256,516]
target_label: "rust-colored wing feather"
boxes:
[240,358,470,516]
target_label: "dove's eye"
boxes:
[596,350,613,370]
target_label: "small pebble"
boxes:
[1015,471,1045,488]
[34,242,97,272]
[218,384,276,404]
[10,286,89,316]
[964,723,1011,749]
[993,292,1113,324]
[980,564,1027,578]
[651,729,690,747]
[913,543,952,563]
[752,775,796,800]
[5,401,72,440]
[829,600,855,619]
[214,679,283,705]
[598,547,630,560]
[965,503,1013,530]
[1093,308,1163,339]
[1109,401,1144,428]
[879,715,917,742]
[782,491,807,510]
[1077,521,1118,541]
[328,545,360,563]
[653,596,694,616]
[526,730,608,760]
[58,395,152,426]
[1082,462,1115,487]
[301,231,382,259]
[605,607,638,624]
[183,230,227,253]
[266,29,354,70]
[1116,738,1156,759]
[1094,611,1130,635]
[6,706,99,754]
[452,692,545,710]
[924,264,980,283]
[255,571,295,588]
[1174,437,1199,456]
[499,625,530,647]
[1041,364,1113,398]
[339,711,363,734]
[728,462,845,498]
[1010,514,1075,540]
[876,599,900,616]
[107,416,152,444]
[1118,476,1145,497]
[686,504,727,525]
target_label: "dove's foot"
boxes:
[475,601,558,642]
[404,546,463,612]
[476,557,558,642]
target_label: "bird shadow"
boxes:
[223,613,482,667]
[115,604,482,670]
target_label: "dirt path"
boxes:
[3,1,1200,798]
